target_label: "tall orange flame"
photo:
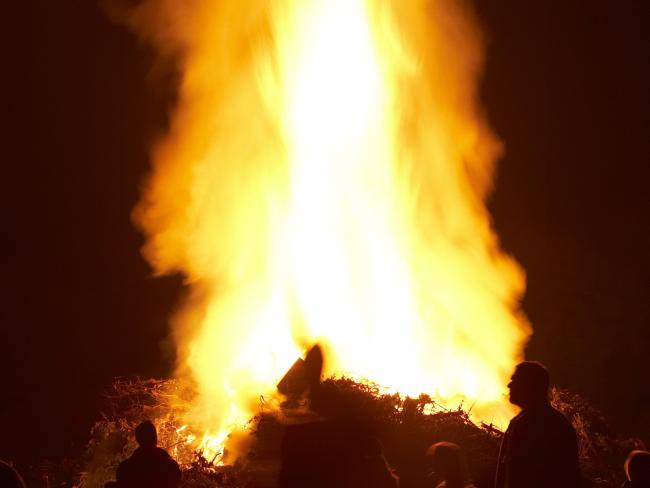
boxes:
[118,0,530,459]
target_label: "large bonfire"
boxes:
[106,0,532,464]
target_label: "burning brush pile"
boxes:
[83,1,641,486]
[75,373,638,488]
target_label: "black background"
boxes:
[4,0,649,467]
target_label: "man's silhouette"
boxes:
[623,450,650,488]
[495,361,580,488]
[116,420,181,488]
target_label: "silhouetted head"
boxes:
[0,461,26,488]
[135,420,158,448]
[508,361,549,409]
[426,442,470,487]
[625,450,650,484]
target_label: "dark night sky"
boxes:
[4,0,649,466]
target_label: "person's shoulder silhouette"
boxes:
[623,450,650,488]
[495,361,580,488]
[0,460,26,488]
[116,420,181,488]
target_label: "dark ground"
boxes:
[3,0,649,469]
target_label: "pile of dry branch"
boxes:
[74,377,641,488]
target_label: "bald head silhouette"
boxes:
[507,361,550,409]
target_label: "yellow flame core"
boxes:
[128,0,530,459]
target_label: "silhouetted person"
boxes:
[623,450,650,488]
[115,420,181,488]
[0,460,26,488]
[426,442,476,488]
[495,361,580,488]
